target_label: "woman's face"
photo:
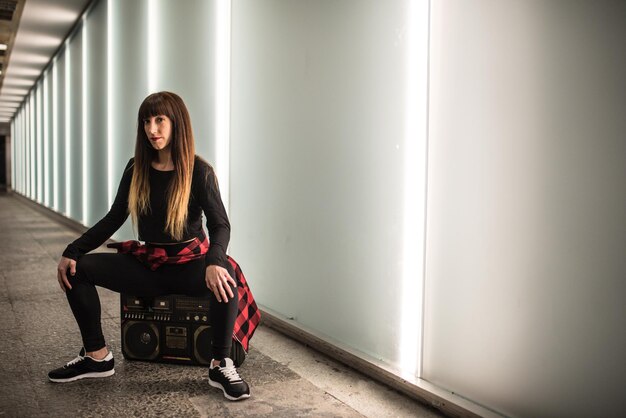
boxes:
[144,115,172,151]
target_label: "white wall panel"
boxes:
[424,1,626,416]
[68,29,83,223]
[230,0,413,369]
[84,0,108,226]
[109,0,149,240]
[28,96,34,199]
[36,82,44,204]
[44,71,53,207]
[149,0,218,167]
[55,51,67,215]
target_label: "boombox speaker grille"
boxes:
[123,321,160,360]
[193,325,212,365]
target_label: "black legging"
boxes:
[66,252,238,360]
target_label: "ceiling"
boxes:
[0,0,91,125]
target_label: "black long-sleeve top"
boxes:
[62,156,231,269]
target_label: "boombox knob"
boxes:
[140,332,152,344]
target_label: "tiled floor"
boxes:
[0,193,442,417]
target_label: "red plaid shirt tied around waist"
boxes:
[107,236,209,271]
[106,236,261,352]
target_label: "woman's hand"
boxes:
[57,256,76,292]
[205,265,236,303]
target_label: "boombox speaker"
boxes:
[120,294,246,367]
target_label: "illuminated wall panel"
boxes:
[28,97,34,199]
[36,82,44,204]
[11,113,17,193]
[44,71,53,207]
[20,108,26,194]
[84,0,108,226]
[230,0,419,372]
[149,0,218,171]
[424,1,626,416]
[109,0,149,240]
[55,50,68,215]
[68,28,83,223]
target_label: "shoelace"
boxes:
[66,355,85,367]
[219,364,242,383]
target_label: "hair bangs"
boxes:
[138,93,175,123]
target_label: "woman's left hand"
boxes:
[205,265,236,303]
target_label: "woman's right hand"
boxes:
[57,256,76,292]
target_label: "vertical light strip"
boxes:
[11,119,15,192]
[107,0,114,205]
[43,73,50,207]
[18,112,22,193]
[147,0,157,93]
[82,16,89,225]
[53,60,59,210]
[215,0,231,211]
[37,85,43,203]
[17,112,21,193]
[20,109,24,193]
[11,115,15,192]
[23,107,27,195]
[29,95,35,199]
[65,40,72,217]
[27,98,31,198]
[17,113,21,193]
[24,107,27,195]
[25,100,29,196]
[19,110,22,193]
[22,108,26,194]
[399,0,430,379]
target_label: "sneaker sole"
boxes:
[208,378,251,401]
[48,369,115,383]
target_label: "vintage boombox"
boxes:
[120,294,245,367]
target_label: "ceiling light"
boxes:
[0,44,7,51]
[2,87,29,95]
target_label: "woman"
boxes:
[49,91,250,401]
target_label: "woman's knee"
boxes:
[71,254,101,284]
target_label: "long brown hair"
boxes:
[128,91,195,241]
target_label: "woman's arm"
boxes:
[61,158,134,261]
[198,163,231,270]
[198,162,235,302]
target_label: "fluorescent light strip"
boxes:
[18,111,22,193]
[10,119,13,190]
[65,41,71,217]
[107,0,113,205]
[20,108,24,193]
[17,112,20,193]
[399,0,430,380]
[16,112,19,193]
[43,73,50,207]
[30,95,35,199]
[37,85,43,203]
[53,61,59,210]
[147,0,157,93]
[82,16,88,225]
[22,108,26,194]
[25,100,28,196]
[13,113,17,192]
[215,0,231,212]
[26,99,29,197]
[11,117,15,192]
[19,113,23,193]
[24,106,27,195]
[33,92,36,199]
